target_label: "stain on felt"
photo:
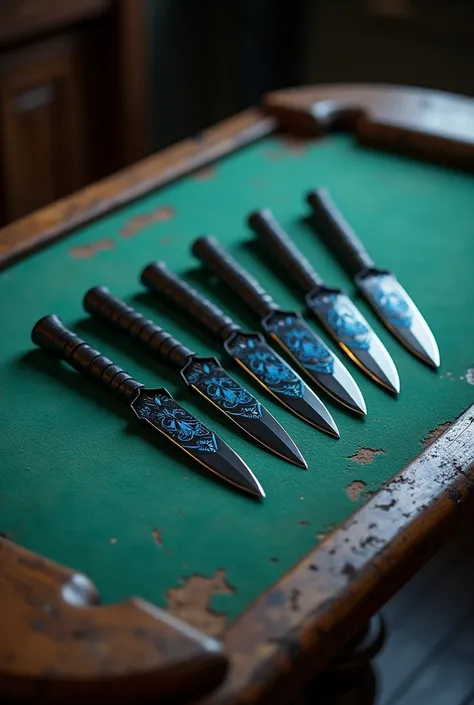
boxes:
[152,529,162,547]
[69,239,115,258]
[346,481,367,502]
[421,421,452,447]
[166,569,234,637]
[348,448,385,465]
[120,205,175,237]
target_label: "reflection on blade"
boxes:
[224,331,340,437]
[181,356,307,468]
[131,387,265,497]
[357,272,440,369]
[262,310,367,415]
[306,288,400,394]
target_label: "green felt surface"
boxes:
[1,135,473,623]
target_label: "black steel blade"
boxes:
[131,387,265,497]
[223,332,340,437]
[261,311,367,415]
[306,287,400,394]
[181,357,306,468]
[356,271,440,369]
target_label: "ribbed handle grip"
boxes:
[141,262,240,343]
[192,236,278,318]
[248,209,324,294]
[31,315,143,403]
[84,286,193,369]
[307,189,375,275]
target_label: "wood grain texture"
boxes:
[203,406,474,705]
[263,84,474,170]
[0,538,228,704]
[116,0,151,164]
[0,34,87,222]
[0,108,274,270]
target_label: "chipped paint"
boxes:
[315,522,338,542]
[345,480,367,502]
[166,569,234,637]
[348,448,385,465]
[421,421,452,447]
[193,165,217,181]
[120,206,175,237]
[289,588,301,612]
[69,239,115,258]
[466,369,474,385]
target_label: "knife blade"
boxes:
[83,286,307,468]
[192,236,366,415]
[307,189,440,369]
[32,314,265,498]
[141,262,340,438]
[249,209,400,394]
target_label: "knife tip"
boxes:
[244,473,266,499]
[294,453,309,470]
[425,349,441,369]
[279,442,309,469]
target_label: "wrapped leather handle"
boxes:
[306,189,375,275]
[248,209,324,294]
[141,262,240,343]
[32,315,143,403]
[192,236,278,318]
[84,286,193,369]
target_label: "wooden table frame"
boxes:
[1,84,474,705]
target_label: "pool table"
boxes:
[1,84,474,704]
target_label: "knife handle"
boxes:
[32,314,143,403]
[141,262,240,343]
[307,189,375,275]
[192,236,278,319]
[84,286,193,369]
[248,209,324,294]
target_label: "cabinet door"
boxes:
[0,35,87,223]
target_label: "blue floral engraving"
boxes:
[134,391,218,453]
[362,275,412,328]
[183,359,262,419]
[308,291,372,351]
[264,313,335,375]
[226,333,304,398]
[326,294,371,350]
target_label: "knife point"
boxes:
[232,460,266,499]
[288,445,308,469]
[256,412,309,469]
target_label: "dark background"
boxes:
[149,0,474,149]
[0,0,473,226]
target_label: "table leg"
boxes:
[301,615,386,705]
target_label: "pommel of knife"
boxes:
[0,537,228,704]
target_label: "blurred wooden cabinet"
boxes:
[0,0,150,225]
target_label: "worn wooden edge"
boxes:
[0,538,228,704]
[263,83,474,171]
[0,108,275,271]
[205,406,474,704]
[2,83,473,270]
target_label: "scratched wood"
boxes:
[0,538,228,704]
